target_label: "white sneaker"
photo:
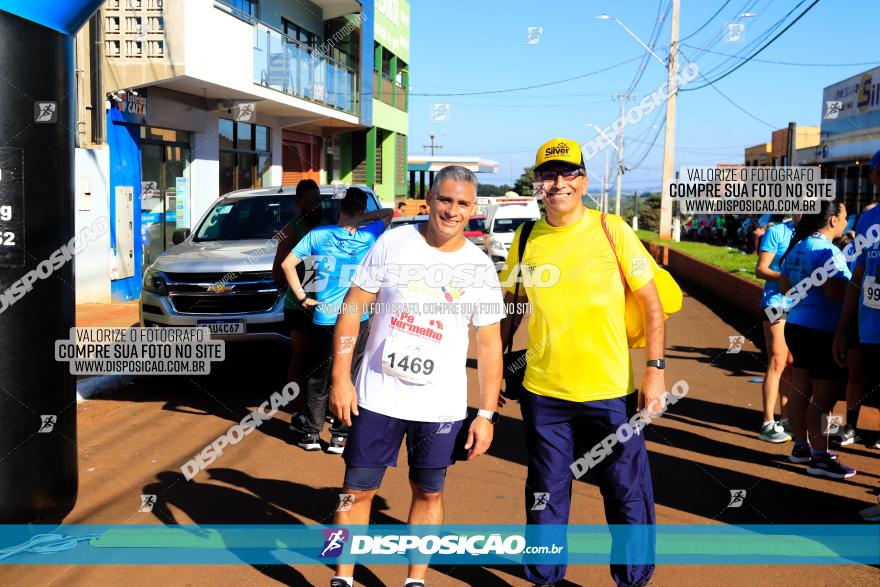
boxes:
[759,421,791,443]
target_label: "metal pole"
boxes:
[659,0,680,240]
[602,149,610,213]
[633,189,639,230]
[613,94,628,216]
[787,121,797,166]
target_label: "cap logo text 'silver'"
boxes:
[544,144,571,157]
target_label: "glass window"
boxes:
[219,0,257,18]
[194,196,291,241]
[219,152,236,196]
[219,119,234,149]
[255,125,268,152]
[236,122,252,151]
[493,217,532,234]
[468,217,486,232]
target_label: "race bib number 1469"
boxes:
[381,338,436,385]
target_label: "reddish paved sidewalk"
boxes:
[2,289,877,586]
[76,302,140,328]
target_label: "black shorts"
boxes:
[784,322,846,381]
[284,306,313,333]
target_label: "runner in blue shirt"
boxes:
[834,150,880,457]
[779,200,855,479]
[755,216,795,442]
[282,188,392,453]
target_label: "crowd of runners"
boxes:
[262,142,880,587]
[753,151,880,488]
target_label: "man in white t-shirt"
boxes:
[326,166,505,587]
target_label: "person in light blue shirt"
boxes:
[779,200,855,479]
[282,188,392,454]
[754,216,795,443]
[834,151,880,453]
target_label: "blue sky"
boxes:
[408,0,880,190]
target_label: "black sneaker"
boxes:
[404,583,425,587]
[806,452,856,479]
[297,433,321,451]
[789,443,812,463]
[290,411,308,435]
[329,580,350,587]
[327,435,346,455]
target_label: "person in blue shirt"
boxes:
[779,200,855,479]
[754,216,796,443]
[834,150,880,455]
[282,188,393,454]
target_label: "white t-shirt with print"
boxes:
[352,225,505,422]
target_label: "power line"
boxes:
[682,0,822,91]
[680,0,732,42]
[628,116,667,171]
[408,55,643,97]
[624,0,671,95]
[681,44,880,67]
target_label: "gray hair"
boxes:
[430,165,478,196]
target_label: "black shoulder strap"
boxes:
[505,220,536,353]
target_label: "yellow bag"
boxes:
[600,214,683,349]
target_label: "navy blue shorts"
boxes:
[343,407,465,469]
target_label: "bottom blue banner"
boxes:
[0,524,876,565]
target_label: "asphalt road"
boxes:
[2,285,878,586]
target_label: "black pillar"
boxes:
[0,9,78,523]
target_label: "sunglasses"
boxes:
[536,168,585,183]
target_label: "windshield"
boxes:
[194,191,377,241]
[468,218,486,232]
[492,217,532,234]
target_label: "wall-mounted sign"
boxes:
[115,90,147,125]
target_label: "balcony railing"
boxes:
[253,23,358,115]
[372,72,408,112]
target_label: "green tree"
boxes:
[638,195,662,232]
[513,166,536,197]
[477,183,513,198]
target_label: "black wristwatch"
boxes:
[646,359,666,370]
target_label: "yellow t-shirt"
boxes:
[499,208,655,402]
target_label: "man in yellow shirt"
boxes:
[500,138,667,587]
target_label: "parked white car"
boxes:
[139,185,381,343]
[484,196,541,269]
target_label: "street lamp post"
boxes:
[598,2,681,240]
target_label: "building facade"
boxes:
[331,0,409,205]
[73,0,408,303]
[818,66,880,214]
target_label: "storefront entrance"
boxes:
[140,127,191,268]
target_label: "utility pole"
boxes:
[659,0,680,240]
[612,93,633,216]
[423,133,442,156]
[602,149,610,212]
[633,189,639,230]
[786,121,797,166]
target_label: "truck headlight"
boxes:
[491,239,505,250]
[142,268,168,296]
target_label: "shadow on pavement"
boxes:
[144,468,508,586]
[486,407,873,525]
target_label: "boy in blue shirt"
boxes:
[282,188,392,453]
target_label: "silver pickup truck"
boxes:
[139,185,381,343]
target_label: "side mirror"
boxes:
[172,228,191,245]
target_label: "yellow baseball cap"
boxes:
[534,137,584,170]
